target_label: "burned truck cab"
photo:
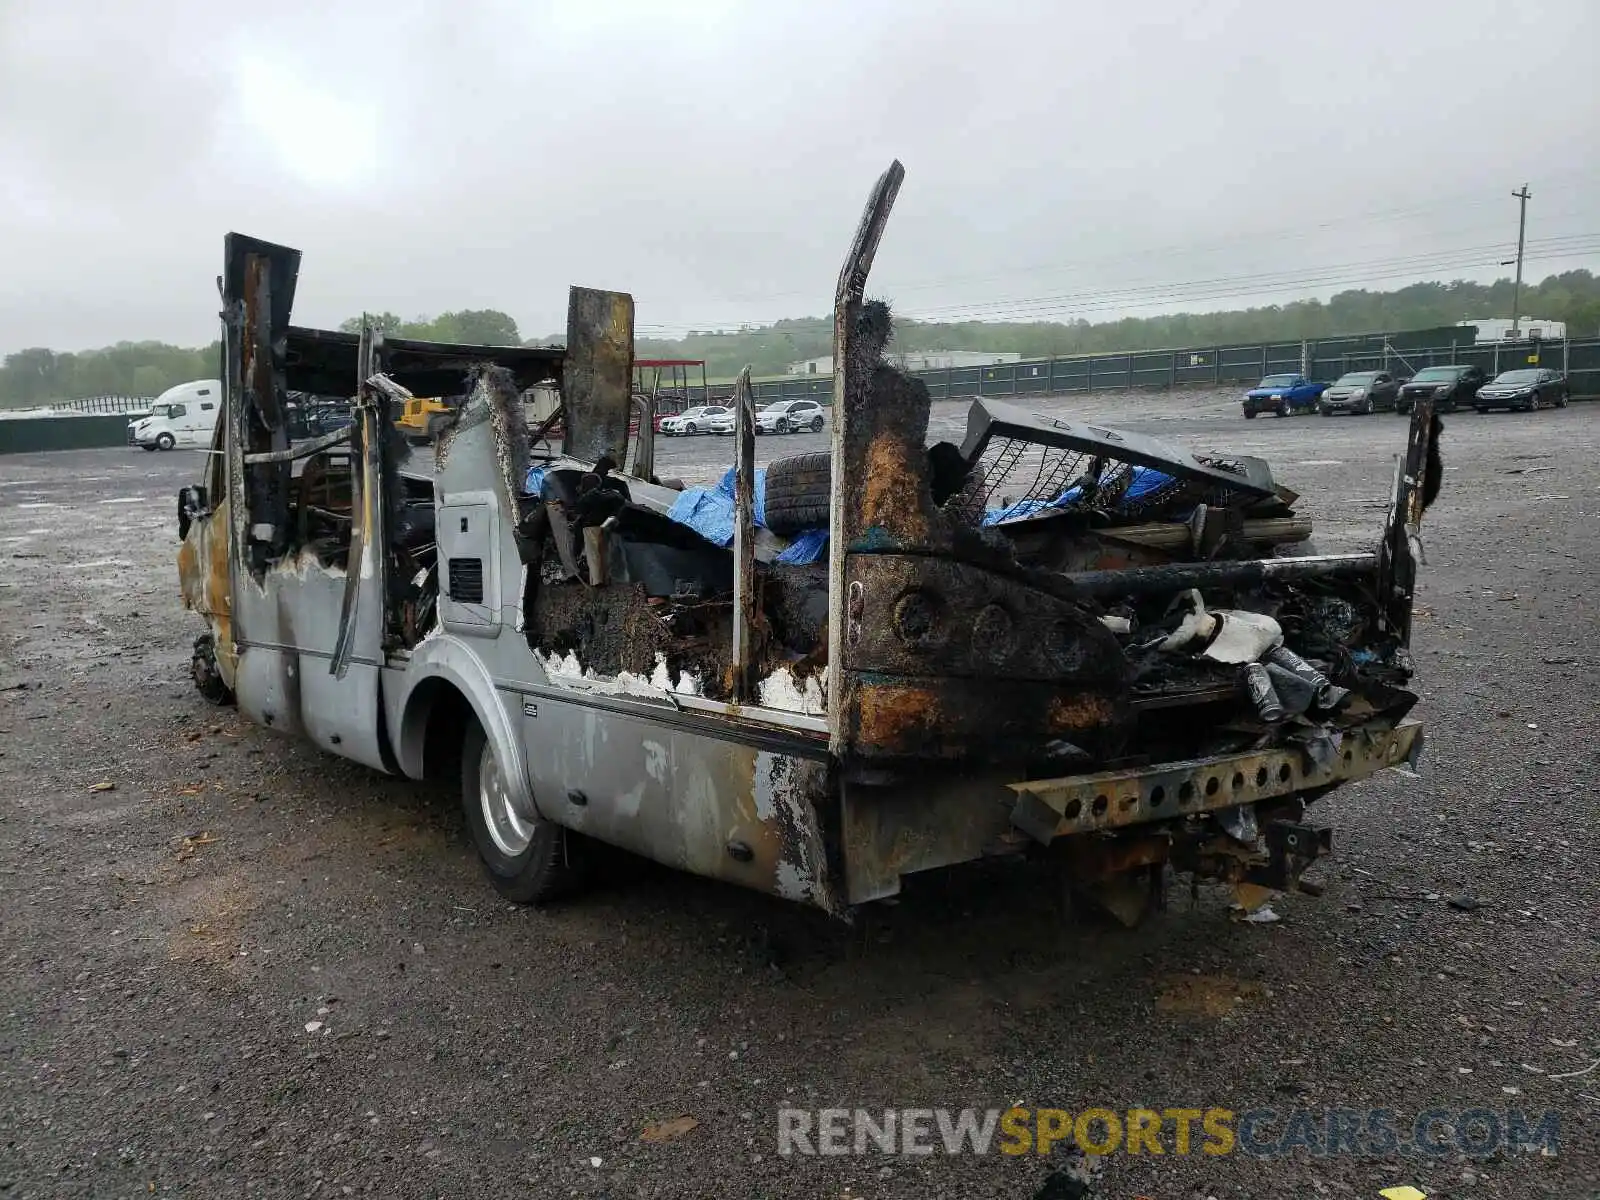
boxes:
[177,163,1437,926]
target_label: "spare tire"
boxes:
[764,451,831,536]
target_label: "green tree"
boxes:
[422,309,521,346]
[338,312,408,335]
[336,309,521,345]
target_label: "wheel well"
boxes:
[408,678,476,783]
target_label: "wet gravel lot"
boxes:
[2,389,1597,1199]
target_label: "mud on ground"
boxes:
[1,390,1597,1198]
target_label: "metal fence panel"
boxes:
[0,415,133,453]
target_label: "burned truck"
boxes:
[176,162,1437,923]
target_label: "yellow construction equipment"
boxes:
[394,396,451,440]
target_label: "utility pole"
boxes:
[1510,184,1531,338]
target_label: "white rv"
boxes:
[128,380,223,450]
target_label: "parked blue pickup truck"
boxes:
[1242,374,1328,418]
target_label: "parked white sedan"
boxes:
[660,406,728,436]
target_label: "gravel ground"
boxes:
[1,389,1597,1199]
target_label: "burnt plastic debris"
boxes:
[1243,661,1286,722]
[1266,645,1351,711]
[1264,661,1318,716]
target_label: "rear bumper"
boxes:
[1007,719,1423,843]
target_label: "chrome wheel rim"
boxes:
[479,741,534,856]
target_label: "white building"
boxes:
[784,350,1022,376]
[1458,317,1566,343]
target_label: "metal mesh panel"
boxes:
[973,440,1260,525]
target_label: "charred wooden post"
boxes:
[731,366,758,701]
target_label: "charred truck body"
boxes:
[177,163,1438,923]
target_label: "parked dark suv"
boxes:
[1396,364,1486,414]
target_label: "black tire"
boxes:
[142,444,159,452]
[1530,391,1542,411]
[684,422,698,435]
[1274,400,1289,418]
[777,418,791,434]
[810,416,824,433]
[1556,391,1568,409]
[764,451,831,536]
[1319,406,1332,417]
[156,433,176,450]
[1243,410,1257,419]
[192,633,235,706]
[460,720,586,905]
[1474,406,1487,414]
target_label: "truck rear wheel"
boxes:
[191,634,234,706]
[460,720,587,905]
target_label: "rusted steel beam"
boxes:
[1007,718,1423,843]
[1060,552,1377,597]
[731,366,757,701]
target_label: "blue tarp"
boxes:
[525,462,830,566]
[982,465,1177,526]
[775,528,829,566]
[663,467,830,565]
[666,467,769,545]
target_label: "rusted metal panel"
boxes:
[177,495,236,686]
[839,554,1126,682]
[222,235,300,571]
[731,366,758,701]
[561,287,635,465]
[523,694,846,913]
[838,770,1016,904]
[828,161,905,755]
[1007,718,1423,843]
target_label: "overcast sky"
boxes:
[2,0,1597,355]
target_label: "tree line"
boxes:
[5,271,1597,407]
[636,270,1600,378]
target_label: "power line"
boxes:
[694,170,1600,309]
[639,236,1599,334]
[893,235,1600,324]
[639,227,1600,335]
